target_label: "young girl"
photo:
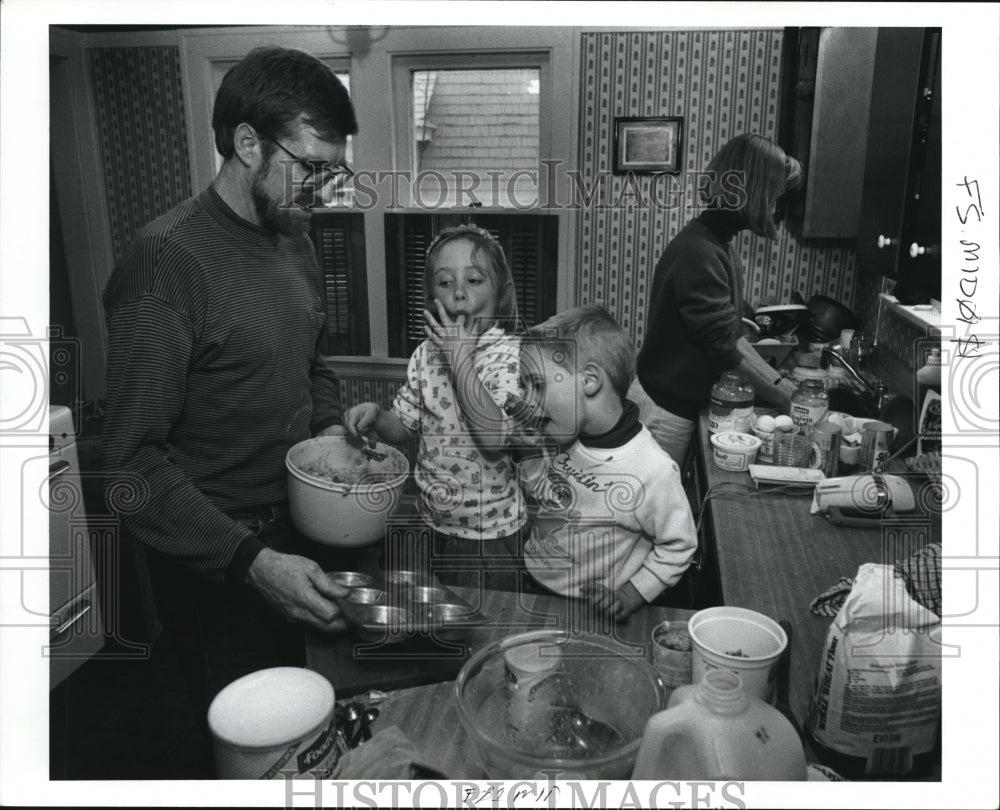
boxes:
[344,224,526,589]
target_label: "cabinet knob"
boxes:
[877,235,894,249]
[909,242,931,258]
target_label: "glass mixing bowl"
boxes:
[455,630,666,779]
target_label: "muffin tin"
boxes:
[329,569,489,643]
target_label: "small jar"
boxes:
[791,366,831,389]
[709,372,755,434]
[789,379,829,428]
[810,420,843,477]
[753,423,776,465]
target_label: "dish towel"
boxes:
[810,542,942,618]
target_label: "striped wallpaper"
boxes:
[86,33,871,367]
[89,47,192,261]
[575,29,860,348]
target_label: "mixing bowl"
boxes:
[286,436,409,547]
[455,630,666,779]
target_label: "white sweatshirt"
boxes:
[521,426,697,602]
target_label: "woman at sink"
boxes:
[630,134,803,463]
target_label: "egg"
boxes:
[755,415,776,432]
[774,415,794,430]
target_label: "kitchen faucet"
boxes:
[821,347,895,412]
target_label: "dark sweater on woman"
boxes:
[102,185,343,584]
[637,210,745,420]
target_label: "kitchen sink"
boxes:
[827,388,917,454]
[827,386,879,420]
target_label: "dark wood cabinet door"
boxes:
[898,32,941,300]
[856,28,926,278]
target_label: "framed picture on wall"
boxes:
[613,116,683,174]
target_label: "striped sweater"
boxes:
[102,185,342,584]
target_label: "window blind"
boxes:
[311,211,369,356]
[385,212,558,358]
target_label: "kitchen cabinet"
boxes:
[778,27,878,239]
[856,28,942,301]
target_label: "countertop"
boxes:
[694,412,942,727]
[304,414,943,779]
[307,588,693,779]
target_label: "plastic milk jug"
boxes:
[631,670,807,781]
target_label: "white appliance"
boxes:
[49,405,104,688]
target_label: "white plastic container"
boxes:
[632,670,807,781]
[207,667,339,779]
[709,431,762,472]
[503,636,563,739]
[688,606,787,704]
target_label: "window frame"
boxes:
[390,53,552,209]
[178,26,580,362]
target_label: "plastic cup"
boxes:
[688,607,787,704]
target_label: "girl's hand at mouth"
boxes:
[424,299,479,364]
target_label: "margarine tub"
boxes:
[709,431,762,472]
[207,667,339,779]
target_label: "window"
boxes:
[393,54,551,209]
[386,54,556,359]
[385,212,557,357]
[409,68,541,208]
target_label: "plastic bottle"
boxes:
[708,372,754,434]
[916,347,942,410]
[916,348,942,392]
[631,670,807,781]
[789,378,829,427]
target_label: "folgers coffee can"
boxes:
[207,667,339,779]
[810,421,842,478]
[860,421,894,471]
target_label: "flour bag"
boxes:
[806,562,942,776]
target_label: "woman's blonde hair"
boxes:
[423,224,521,331]
[700,134,803,239]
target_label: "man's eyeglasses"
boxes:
[259,132,354,190]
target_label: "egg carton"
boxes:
[328,569,489,643]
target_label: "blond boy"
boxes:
[513,305,697,619]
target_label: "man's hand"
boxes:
[246,547,351,632]
[580,581,645,621]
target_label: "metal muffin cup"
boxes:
[329,571,375,589]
